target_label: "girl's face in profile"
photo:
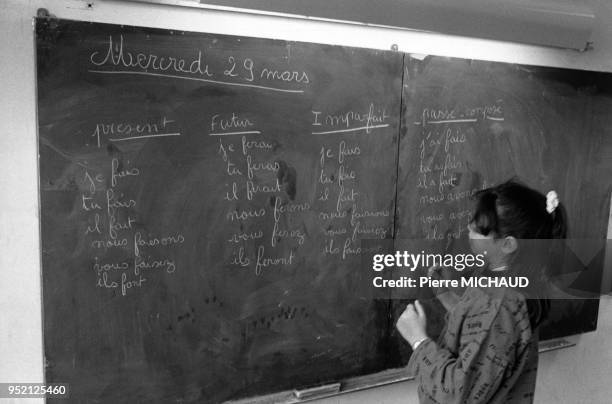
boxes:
[467,221,497,261]
[468,221,515,268]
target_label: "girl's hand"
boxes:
[428,265,451,286]
[427,265,442,278]
[396,300,428,348]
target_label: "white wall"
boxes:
[1,1,611,403]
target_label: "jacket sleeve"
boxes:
[408,298,531,404]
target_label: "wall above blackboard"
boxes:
[129,0,595,49]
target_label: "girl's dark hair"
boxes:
[471,179,567,329]
[472,180,566,239]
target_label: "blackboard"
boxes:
[36,19,611,404]
[37,19,402,403]
[393,55,612,357]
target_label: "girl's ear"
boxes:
[501,236,518,254]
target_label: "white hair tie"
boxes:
[546,190,559,214]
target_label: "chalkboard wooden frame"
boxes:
[226,368,413,404]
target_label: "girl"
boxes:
[396,180,566,403]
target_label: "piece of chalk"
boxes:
[293,382,341,400]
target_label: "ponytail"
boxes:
[549,203,567,239]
